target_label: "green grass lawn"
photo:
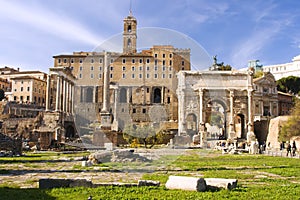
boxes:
[1,150,300,200]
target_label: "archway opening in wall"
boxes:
[235,114,245,139]
[65,125,75,139]
[127,39,132,48]
[186,113,197,137]
[153,88,161,103]
[206,100,227,140]
[86,87,93,103]
[120,88,127,103]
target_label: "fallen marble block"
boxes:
[205,178,238,190]
[138,180,160,187]
[165,175,206,192]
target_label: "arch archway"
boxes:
[205,99,227,139]
[186,113,197,137]
[235,113,246,139]
[153,88,161,103]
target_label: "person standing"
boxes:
[292,141,297,157]
[286,142,292,157]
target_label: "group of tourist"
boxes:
[282,141,297,157]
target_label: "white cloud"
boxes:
[0,1,104,46]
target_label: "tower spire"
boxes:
[129,0,133,16]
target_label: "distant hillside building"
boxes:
[263,55,300,80]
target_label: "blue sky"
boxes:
[0,0,300,72]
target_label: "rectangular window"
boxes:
[133,108,136,113]
[14,96,17,101]
[80,66,83,71]
[21,87,23,92]
[132,74,135,79]
[162,74,166,78]
[71,59,74,63]
[79,74,82,79]
[91,59,94,63]
[27,87,30,91]
[139,59,143,63]
[169,54,172,58]
[122,73,126,79]
[182,60,185,65]
[169,60,172,66]
[154,66,158,71]
[58,59,61,63]
[139,66,143,71]
[98,74,102,79]
[132,58,135,63]
[27,96,30,101]
[122,58,126,64]
[132,66,135,71]
[142,108,146,113]
[139,74,142,79]
[169,66,172,71]
[154,74,158,79]
[122,66,126,71]
[80,59,83,63]
[154,54,158,58]
[169,74,172,78]
[147,66,150,71]
[91,74,94,79]
[146,74,150,78]
[146,58,150,63]
[163,66,166,71]
[110,66,113,71]
[147,88,149,93]
[99,66,102,71]
[91,66,94,70]
[110,74,113,78]
[163,54,165,58]
[110,59,114,63]
[99,58,103,63]
[155,60,158,66]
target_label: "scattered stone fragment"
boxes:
[205,178,238,190]
[165,175,206,192]
[138,180,160,187]
[39,178,92,189]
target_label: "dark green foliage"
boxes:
[276,76,300,94]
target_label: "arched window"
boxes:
[153,88,161,103]
[127,39,132,48]
[86,87,93,103]
[120,88,127,103]
[128,25,132,32]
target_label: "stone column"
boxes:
[161,86,164,104]
[102,52,110,112]
[55,76,61,111]
[93,86,97,103]
[62,78,67,112]
[229,90,235,139]
[261,101,264,116]
[269,101,272,116]
[247,89,255,142]
[177,90,186,136]
[71,84,75,114]
[198,89,206,146]
[45,74,51,111]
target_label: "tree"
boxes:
[123,124,163,148]
[276,76,300,94]
[253,70,263,78]
[279,99,300,141]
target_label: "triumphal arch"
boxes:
[176,69,255,146]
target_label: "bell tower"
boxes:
[123,11,137,54]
